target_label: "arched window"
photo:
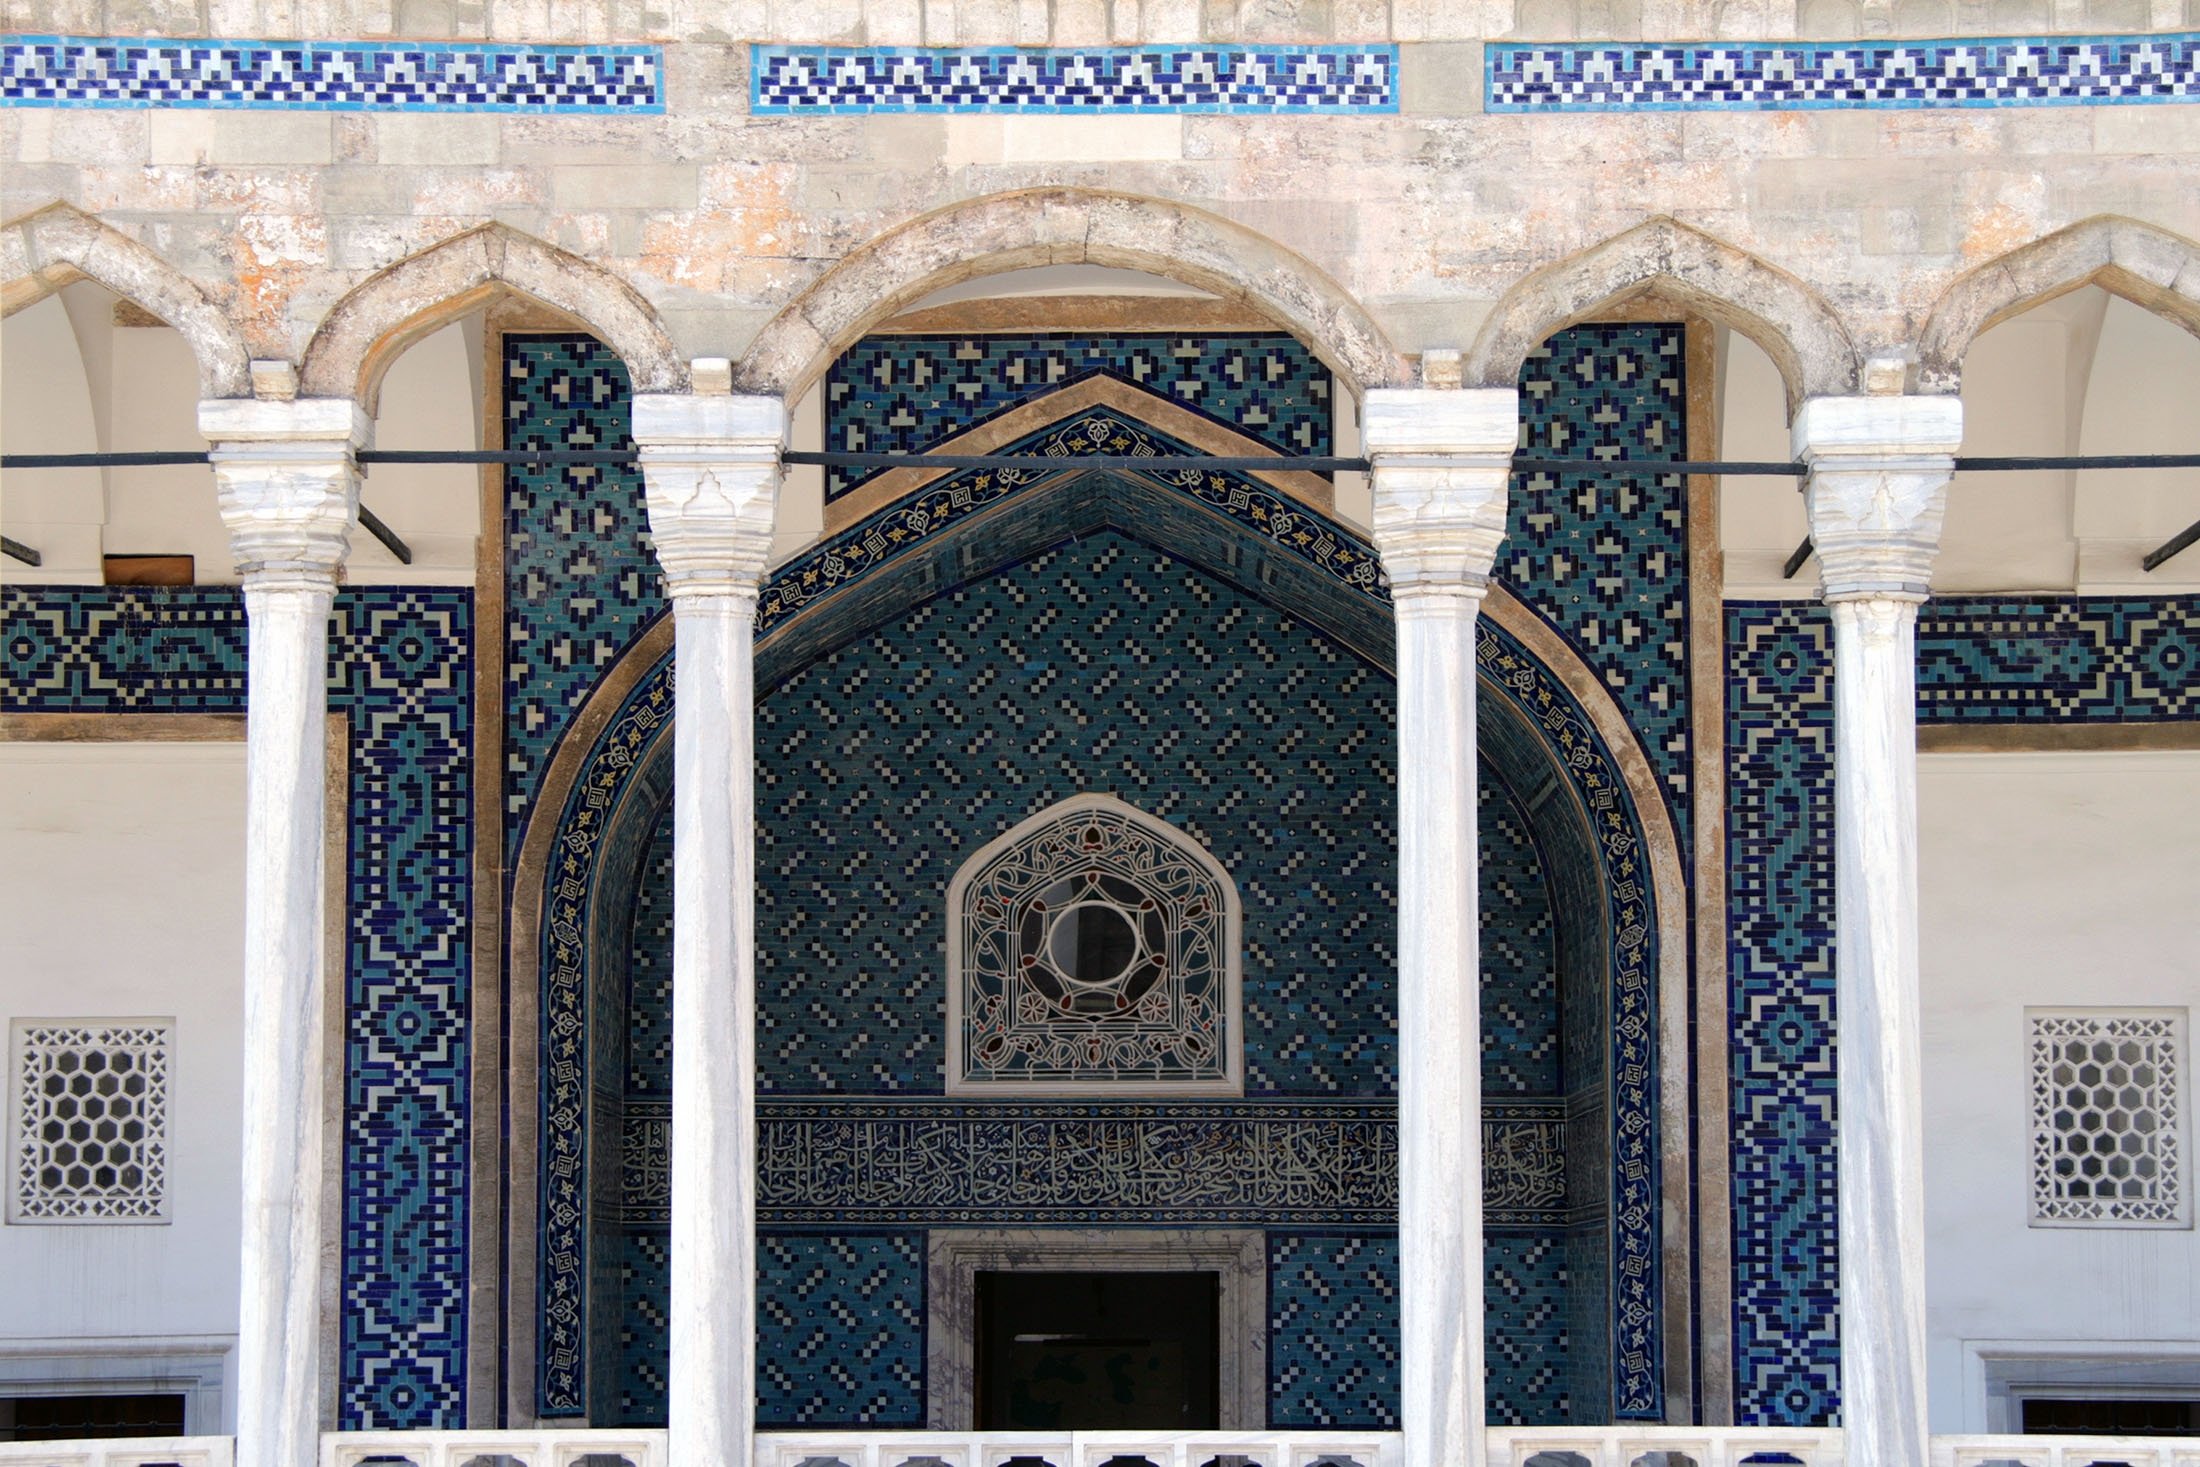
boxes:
[946,795,1243,1095]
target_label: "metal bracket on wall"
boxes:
[2,534,42,567]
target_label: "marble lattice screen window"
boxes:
[2028,1008,2191,1229]
[8,1019,173,1224]
[948,795,1243,1095]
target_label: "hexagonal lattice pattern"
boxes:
[10,1020,170,1223]
[2029,1009,2189,1228]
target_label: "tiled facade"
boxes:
[1,585,473,1429]
[1722,593,2200,1424]
[0,36,662,111]
[1487,33,2198,112]
[751,45,1396,114]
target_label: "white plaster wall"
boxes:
[354,319,483,584]
[1918,750,2200,1433]
[0,744,247,1370]
[0,292,104,582]
[2073,296,2200,592]
[1942,310,2084,593]
[1717,326,1807,596]
[103,323,229,580]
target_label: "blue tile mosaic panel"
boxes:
[761,409,1385,633]
[756,1231,927,1428]
[1917,596,2199,720]
[752,45,1396,114]
[1268,1230,1575,1427]
[0,584,472,1430]
[1268,1232,1400,1429]
[526,326,1671,1423]
[824,334,1332,501]
[1482,779,1560,1094]
[1724,601,1840,1428]
[0,35,662,112]
[1722,592,2197,1425]
[501,335,657,853]
[755,529,1400,1097]
[1506,323,1694,849]
[615,1230,671,1423]
[1488,33,2197,112]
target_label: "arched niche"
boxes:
[507,464,1691,1427]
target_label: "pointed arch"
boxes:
[1466,217,1860,413]
[2,203,253,400]
[731,188,1412,401]
[1916,215,2200,394]
[298,222,685,411]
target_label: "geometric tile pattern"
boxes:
[1723,601,1840,1428]
[754,531,1401,1097]
[1722,594,2195,1424]
[615,1231,671,1423]
[1481,780,1560,1095]
[8,1019,171,1224]
[756,1231,927,1428]
[752,45,1396,114]
[1506,323,1693,848]
[1268,1231,1575,1426]
[1488,33,2197,112]
[501,334,657,853]
[0,583,473,1430]
[626,809,675,1097]
[1268,1233,1400,1429]
[759,410,1386,633]
[1,35,662,111]
[824,334,1331,500]
[1918,596,2199,720]
[1485,1234,1574,1426]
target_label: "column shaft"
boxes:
[1394,585,1488,1467]
[1829,595,1929,1467]
[1366,384,1516,1467]
[1795,392,1960,1467]
[667,592,760,1467]
[637,387,785,1467]
[235,577,337,1467]
[205,393,365,1467]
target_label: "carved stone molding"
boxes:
[633,389,788,601]
[201,396,370,588]
[1793,394,1963,603]
[1365,386,1518,594]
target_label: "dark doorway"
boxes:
[976,1271,1220,1430]
[0,1394,186,1441]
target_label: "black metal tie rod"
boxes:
[6,448,2198,572]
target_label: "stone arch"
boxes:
[298,222,685,411]
[1465,216,1861,413]
[506,466,1695,1423]
[731,187,1413,401]
[1916,215,2200,394]
[1,202,253,400]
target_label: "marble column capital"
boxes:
[1365,387,1518,596]
[201,396,369,590]
[1793,394,1963,604]
[634,391,788,602]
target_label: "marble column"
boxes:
[634,378,786,1467]
[1795,393,1962,1467]
[1366,385,1518,1467]
[203,391,366,1467]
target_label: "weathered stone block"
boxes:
[376,115,503,167]
[999,115,1185,162]
[1400,43,1483,115]
[550,164,701,210]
